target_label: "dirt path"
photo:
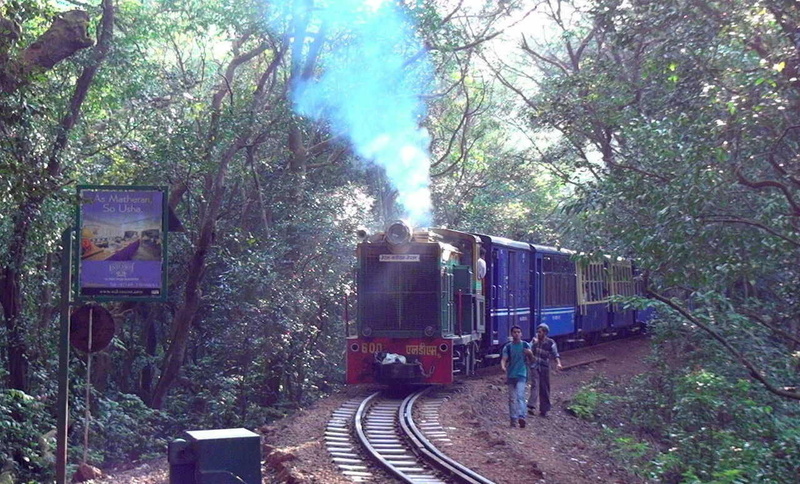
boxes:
[438,336,651,483]
[88,336,652,484]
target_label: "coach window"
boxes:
[547,255,571,307]
[582,262,605,303]
[544,255,570,308]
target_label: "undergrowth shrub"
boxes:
[165,362,294,432]
[567,376,614,421]
[585,317,800,483]
[599,427,654,475]
[70,391,168,466]
[0,389,55,483]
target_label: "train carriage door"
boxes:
[534,254,543,329]
[577,259,608,336]
[609,259,635,330]
[566,256,578,333]
[489,247,500,344]
[492,247,509,343]
[508,250,518,331]
[519,251,531,337]
[543,254,552,330]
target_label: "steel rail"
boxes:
[355,391,445,483]
[326,396,374,481]
[400,387,496,484]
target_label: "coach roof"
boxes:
[530,244,576,256]
[474,233,531,251]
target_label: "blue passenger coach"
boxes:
[531,245,577,338]
[478,235,532,344]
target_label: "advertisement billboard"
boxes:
[77,186,168,301]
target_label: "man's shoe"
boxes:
[518,418,527,428]
[527,406,536,416]
[540,411,547,417]
[510,419,516,427]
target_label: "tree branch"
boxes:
[647,289,800,400]
[49,0,115,175]
[738,308,800,347]
[765,125,800,188]
[1,10,93,93]
[699,216,800,248]
[734,165,800,216]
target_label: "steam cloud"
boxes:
[272,0,434,226]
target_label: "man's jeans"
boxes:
[507,377,527,420]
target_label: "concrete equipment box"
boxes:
[169,428,262,483]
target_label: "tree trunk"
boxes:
[140,311,158,398]
[150,137,243,408]
[2,266,28,390]
[0,10,93,93]
[1,203,39,390]
[0,0,114,391]
[149,230,208,409]
[36,253,55,335]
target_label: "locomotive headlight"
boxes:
[424,325,435,337]
[386,220,412,246]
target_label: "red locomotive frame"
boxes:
[346,336,454,385]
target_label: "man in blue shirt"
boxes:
[501,325,534,427]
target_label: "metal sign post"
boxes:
[56,228,73,484]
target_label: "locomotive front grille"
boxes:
[360,244,440,333]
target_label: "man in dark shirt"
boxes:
[527,324,563,417]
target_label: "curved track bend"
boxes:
[326,389,495,483]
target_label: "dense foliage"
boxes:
[0,0,529,479]
[571,317,800,483]
[514,0,800,481]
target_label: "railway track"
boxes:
[325,389,495,483]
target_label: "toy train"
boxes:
[346,221,652,385]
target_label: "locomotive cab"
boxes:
[347,222,484,385]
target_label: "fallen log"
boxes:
[561,356,606,371]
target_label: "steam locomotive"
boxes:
[345,221,650,385]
